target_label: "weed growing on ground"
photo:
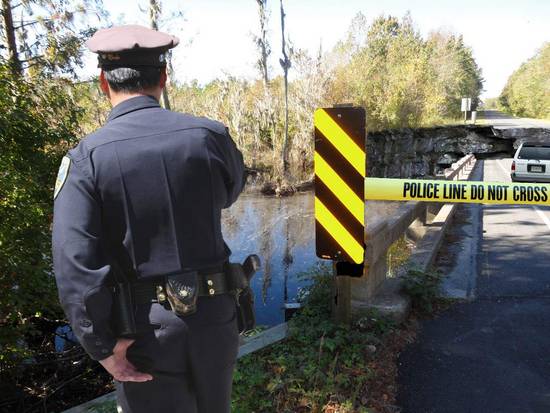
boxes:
[387,236,413,278]
[401,267,445,313]
[232,264,400,413]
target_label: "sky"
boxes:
[82,0,550,99]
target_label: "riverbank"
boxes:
[242,170,314,196]
[232,266,418,413]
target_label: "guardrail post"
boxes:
[313,107,366,324]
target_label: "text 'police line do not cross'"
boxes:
[313,106,550,268]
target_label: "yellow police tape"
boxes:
[364,178,550,206]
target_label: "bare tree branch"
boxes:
[279,0,291,180]
[2,0,22,75]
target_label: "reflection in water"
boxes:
[222,192,321,327]
[259,205,274,305]
[222,193,400,327]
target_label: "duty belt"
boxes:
[132,271,230,304]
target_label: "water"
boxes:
[222,192,323,327]
[222,191,400,327]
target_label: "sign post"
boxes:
[461,97,472,123]
[314,107,366,323]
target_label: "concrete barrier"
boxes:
[350,154,477,320]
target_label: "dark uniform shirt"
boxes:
[52,95,245,360]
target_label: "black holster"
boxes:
[112,283,137,338]
[111,264,138,338]
[227,255,261,334]
[236,288,255,334]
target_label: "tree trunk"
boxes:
[1,0,22,75]
[149,0,171,110]
[279,0,290,179]
[255,0,269,87]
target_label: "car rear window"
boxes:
[518,146,550,160]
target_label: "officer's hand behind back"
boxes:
[99,338,153,382]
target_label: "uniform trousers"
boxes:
[115,294,239,413]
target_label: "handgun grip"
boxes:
[242,255,261,281]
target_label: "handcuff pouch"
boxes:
[164,271,199,317]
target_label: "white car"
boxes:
[511,143,550,183]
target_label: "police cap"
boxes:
[86,24,179,68]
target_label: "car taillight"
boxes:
[511,161,516,172]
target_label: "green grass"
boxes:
[85,400,116,412]
[232,265,397,413]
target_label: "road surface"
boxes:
[398,159,550,413]
[479,110,550,129]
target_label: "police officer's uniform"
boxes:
[52,25,245,413]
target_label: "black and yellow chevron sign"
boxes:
[314,107,366,264]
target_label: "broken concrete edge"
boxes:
[362,159,477,323]
[62,323,289,413]
[352,278,411,324]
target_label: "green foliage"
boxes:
[499,42,550,120]
[401,267,444,312]
[481,97,500,110]
[232,264,394,412]
[0,0,108,77]
[170,12,483,185]
[331,14,483,130]
[84,399,117,412]
[0,64,81,368]
[71,79,111,134]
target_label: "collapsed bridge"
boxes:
[367,125,550,178]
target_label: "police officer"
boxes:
[52,25,245,412]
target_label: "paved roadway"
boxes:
[479,110,550,129]
[398,159,550,413]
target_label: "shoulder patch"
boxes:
[54,156,71,200]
